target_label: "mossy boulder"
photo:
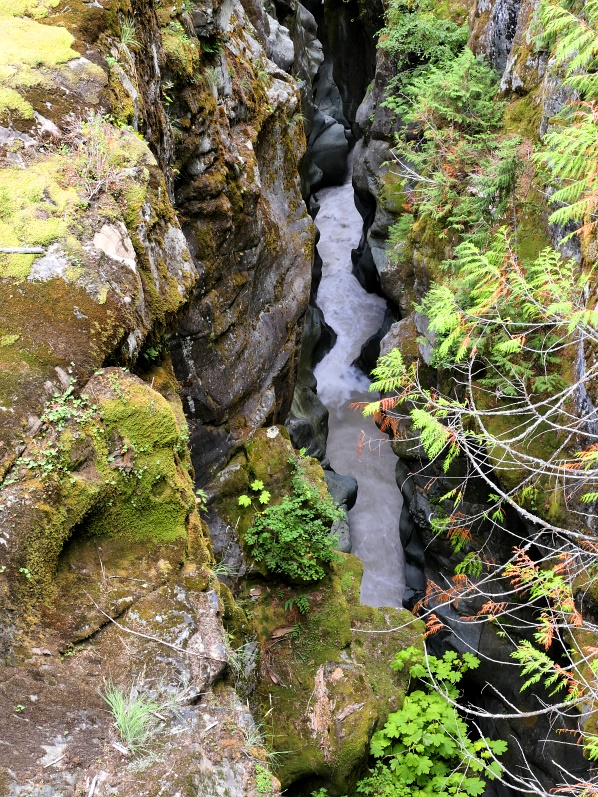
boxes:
[0,366,212,654]
[210,425,342,581]
[246,555,424,795]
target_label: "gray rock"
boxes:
[286,384,329,460]
[324,470,358,510]
[266,14,295,71]
[331,517,351,553]
[191,0,235,37]
[188,590,229,694]
[309,111,349,186]
[28,246,69,282]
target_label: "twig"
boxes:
[97,549,106,584]
[87,775,98,797]
[43,752,66,768]
[0,247,45,254]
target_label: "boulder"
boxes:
[251,554,424,795]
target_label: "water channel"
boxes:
[313,163,406,608]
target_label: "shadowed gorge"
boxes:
[2,0,598,795]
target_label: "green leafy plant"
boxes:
[200,37,223,56]
[244,458,343,582]
[238,479,271,509]
[356,647,507,797]
[284,594,310,615]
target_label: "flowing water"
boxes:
[313,166,405,608]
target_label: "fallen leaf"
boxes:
[270,626,296,639]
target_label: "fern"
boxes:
[511,641,567,693]
[533,1,598,235]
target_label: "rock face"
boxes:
[348,0,592,791]
[250,554,423,795]
[322,0,384,129]
[156,0,316,483]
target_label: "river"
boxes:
[313,164,405,608]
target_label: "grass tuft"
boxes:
[100,681,164,755]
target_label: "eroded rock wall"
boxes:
[347,1,593,791]
[0,3,423,795]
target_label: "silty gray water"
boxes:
[313,164,405,608]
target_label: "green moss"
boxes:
[3,369,205,604]
[431,0,471,25]
[503,96,543,142]
[0,0,59,17]
[516,202,550,263]
[84,377,195,543]
[0,159,80,278]
[0,14,78,68]
[250,554,423,794]
[161,21,200,79]
[0,86,33,120]
[380,170,407,216]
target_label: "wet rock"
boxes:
[330,517,351,553]
[287,385,329,460]
[325,471,357,553]
[352,307,395,376]
[190,0,236,37]
[324,470,357,511]
[321,0,384,127]
[286,304,334,460]
[309,110,349,186]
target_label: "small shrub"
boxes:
[62,112,127,202]
[243,458,343,582]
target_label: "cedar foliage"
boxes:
[534,0,598,238]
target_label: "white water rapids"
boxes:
[313,166,406,608]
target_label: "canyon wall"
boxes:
[0,2,420,795]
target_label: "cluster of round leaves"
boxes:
[241,457,343,582]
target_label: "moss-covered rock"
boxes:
[0,367,212,653]
[210,425,341,581]
[246,555,424,795]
